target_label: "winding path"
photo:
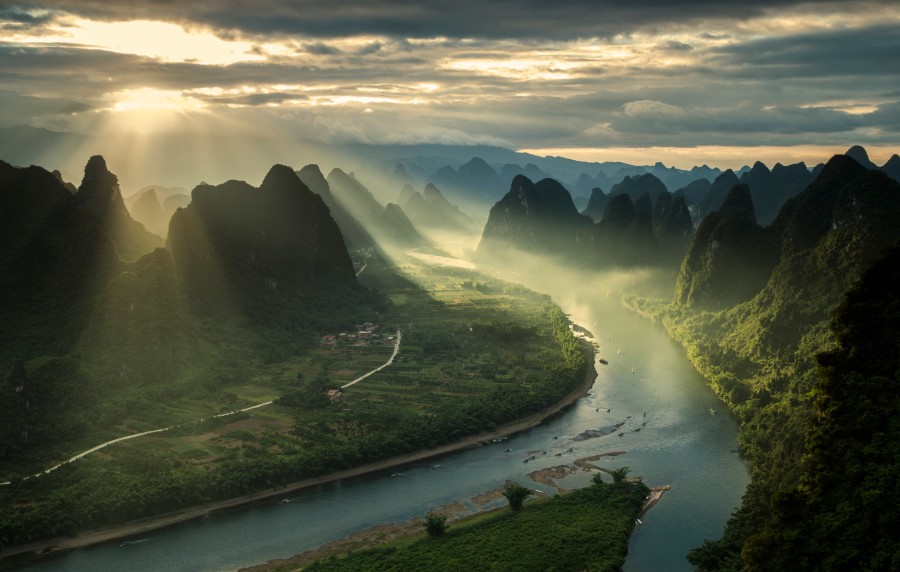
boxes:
[0,331,402,486]
[341,329,401,389]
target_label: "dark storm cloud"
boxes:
[711,25,900,79]
[0,5,56,29]
[13,0,885,39]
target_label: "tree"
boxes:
[503,483,534,511]
[610,467,631,483]
[423,512,448,537]
[592,472,604,485]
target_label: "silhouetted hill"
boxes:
[0,156,161,370]
[477,175,592,260]
[652,192,693,240]
[76,156,164,260]
[401,183,473,232]
[163,193,190,213]
[695,169,740,222]
[398,183,416,206]
[297,164,375,250]
[327,168,426,248]
[738,161,812,226]
[883,154,900,182]
[581,187,609,222]
[675,184,771,309]
[844,145,877,169]
[673,178,711,207]
[608,173,667,203]
[169,165,358,321]
[130,188,167,237]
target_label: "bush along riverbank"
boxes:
[293,478,649,572]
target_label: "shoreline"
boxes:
[1,338,597,567]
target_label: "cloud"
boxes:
[13,0,888,40]
[0,1,897,158]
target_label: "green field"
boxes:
[0,254,589,550]
[293,479,648,572]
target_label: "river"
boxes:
[24,264,749,572]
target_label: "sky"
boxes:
[1,0,899,173]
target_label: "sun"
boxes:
[99,87,208,134]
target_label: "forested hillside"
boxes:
[626,154,900,570]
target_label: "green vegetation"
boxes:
[423,513,449,537]
[0,256,591,551]
[740,245,900,571]
[623,158,900,570]
[502,483,533,511]
[301,479,648,572]
[610,467,630,484]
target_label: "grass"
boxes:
[293,481,648,572]
[0,253,590,549]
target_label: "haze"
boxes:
[2,0,899,189]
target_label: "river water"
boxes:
[25,265,749,572]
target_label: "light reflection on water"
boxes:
[25,265,749,572]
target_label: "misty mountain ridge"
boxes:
[477,174,694,266]
[326,167,427,248]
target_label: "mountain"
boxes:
[327,168,426,248]
[398,183,416,206]
[168,165,358,321]
[425,157,505,209]
[476,175,593,260]
[882,154,900,182]
[737,161,812,226]
[163,193,190,213]
[652,192,693,241]
[739,243,900,570]
[75,156,164,261]
[844,144,878,169]
[608,173,668,203]
[695,169,740,222]
[675,184,771,309]
[129,188,167,237]
[401,183,474,232]
[651,154,900,569]
[297,164,375,250]
[673,178,711,207]
[0,156,166,417]
[581,188,609,222]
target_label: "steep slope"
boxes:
[608,173,667,203]
[0,156,163,362]
[581,187,609,222]
[738,161,812,226]
[129,188,168,237]
[844,144,877,169]
[675,185,771,310]
[695,169,740,222]
[169,165,360,323]
[297,164,375,250]
[882,154,900,182]
[77,156,164,260]
[401,183,474,232]
[673,178,711,207]
[740,245,900,571]
[476,175,593,260]
[640,154,900,569]
[327,168,426,248]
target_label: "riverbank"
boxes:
[240,470,652,572]
[0,339,597,568]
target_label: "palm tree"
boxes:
[423,512,448,537]
[610,466,631,483]
[503,483,534,511]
